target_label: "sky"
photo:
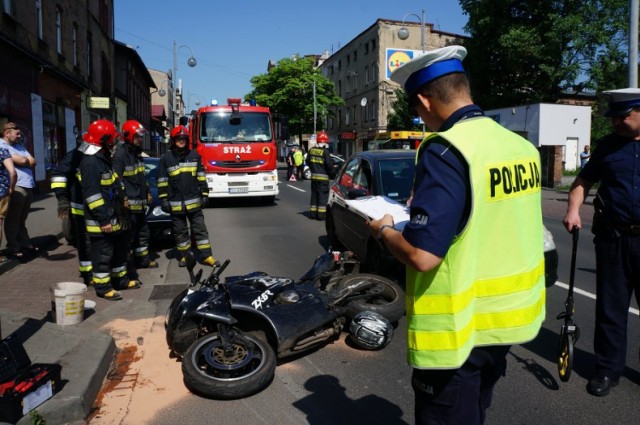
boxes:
[114,1,468,109]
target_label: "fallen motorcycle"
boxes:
[165,250,405,399]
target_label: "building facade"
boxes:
[318,19,464,157]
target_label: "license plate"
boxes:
[229,187,249,193]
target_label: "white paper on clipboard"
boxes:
[344,196,410,230]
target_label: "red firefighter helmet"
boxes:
[82,119,117,147]
[121,120,148,143]
[317,131,329,144]
[170,125,190,141]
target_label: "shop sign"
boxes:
[87,97,110,109]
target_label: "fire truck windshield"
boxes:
[199,112,272,143]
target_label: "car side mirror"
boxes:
[347,188,368,199]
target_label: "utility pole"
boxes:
[630,0,639,87]
[313,80,317,134]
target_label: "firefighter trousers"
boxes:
[171,209,212,261]
[310,181,329,219]
[89,231,129,296]
[71,215,92,285]
[125,212,152,279]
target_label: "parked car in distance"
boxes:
[303,153,345,180]
[143,157,172,242]
[326,149,559,287]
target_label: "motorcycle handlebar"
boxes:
[204,259,231,286]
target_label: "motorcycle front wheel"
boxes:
[336,273,405,323]
[182,331,276,399]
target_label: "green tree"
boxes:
[246,56,343,141]
[386,88,422,131]
[460,0,629,110]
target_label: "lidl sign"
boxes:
[386,49,421,79]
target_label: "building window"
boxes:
[338,60,341,71]
[338,80,342,96]
[2,0,13,15]
[354,50,357,62]
[372,63,378,83]
[35,0,43,40]
[72,24,78,66]
[372,39,376,50]
[56,7,63,55]
[86,34,93,79]
[353,105,357,125]
[347,54,350,65]
[346,109,350,126]
[365,42,369,55]
[364,66,369,84]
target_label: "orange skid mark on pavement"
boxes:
[88,315,190,424]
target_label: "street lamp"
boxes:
[172,40,197,126]
[397,9,426,53]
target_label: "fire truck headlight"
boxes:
[263,175,276,182]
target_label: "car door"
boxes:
[330,157,360,248]
[340,159,374,258]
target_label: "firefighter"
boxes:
[50,134,92,285]
[79,119,141,301]
[306,131,335,219]
[158,125,216,267]
[113,120,158,280]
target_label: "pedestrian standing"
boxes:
[306,131,335,219]
[293,146,304,180]
[0,122,38,260]
[0,143,16,262]
[113,120,158,280]
[368,45,545,424]
[79,120,140,300]
[563,87,640,397]
[580,145,591,168]
[50,136,93,285]
[158,125,215,267]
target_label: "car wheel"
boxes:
[304,168,311,180]
[325,210,344,250]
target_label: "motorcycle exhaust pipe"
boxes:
[292,328,337,351]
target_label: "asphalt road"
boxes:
[92,174,640,425]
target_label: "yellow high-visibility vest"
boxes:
[408,117,545,369]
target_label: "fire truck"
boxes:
[189,98,279,203]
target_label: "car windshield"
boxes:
[144,160,158,188]
[377,158,415,203]
[199,112,272,143]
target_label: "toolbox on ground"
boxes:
[0,334,62,423]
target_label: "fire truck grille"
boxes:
[220,160,260,168]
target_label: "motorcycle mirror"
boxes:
[185,251,198,271]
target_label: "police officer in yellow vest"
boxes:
[368,46,545,424]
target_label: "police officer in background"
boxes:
[50,133,92,285]
[80,120,141,300]
[368,46,545,424]
[113,120,158,277]
[306,131,335,219]
[564,88,640,397]
[158,125,216,267]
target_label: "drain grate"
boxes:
[149,284,187,301]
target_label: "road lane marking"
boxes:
[555,280,639,316]
[287,184,305,192]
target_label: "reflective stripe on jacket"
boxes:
[307,146,334,182]
[157,149,208,213]
[112,142,149,213]
[407,117,545,369]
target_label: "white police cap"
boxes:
[390,45,467,97]
[603,88,640,117]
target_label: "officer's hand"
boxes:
[147,192,153,205]
[123,197,130,209]
[201,196,208,208]
[58,207,69,220]
[101,223,113,233]
[161,200,171,214]
[562,212,581,233]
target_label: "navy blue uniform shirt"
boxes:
[580,132,640,224]
[403,105,484,257]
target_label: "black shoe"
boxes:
[587,376,619,397]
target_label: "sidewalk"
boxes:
[0,193,168,425]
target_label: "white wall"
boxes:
[486,103,592,170]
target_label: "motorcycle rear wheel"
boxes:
[336,273,405,323]
[182,331,276,399]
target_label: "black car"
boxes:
[143,157,172,242]
[326,149,559,286]
[326,150,416,274]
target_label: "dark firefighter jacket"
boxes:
[50,148,84,217]
[112,142,149,214]
[157,148,208,213]
[306,146,335,182]
[79,151,127,234]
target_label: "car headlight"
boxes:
[151,206,170,217]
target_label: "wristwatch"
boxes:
[377,224,395,242]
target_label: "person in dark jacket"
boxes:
[113,120,158,280]
[50,136,92,285]
[158,125,215,267]
[305,131,335,219]
[79,120,141,300]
